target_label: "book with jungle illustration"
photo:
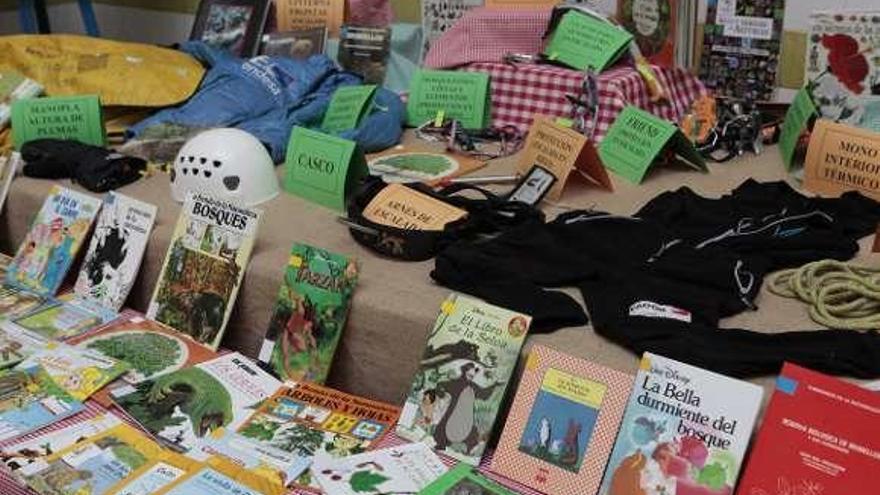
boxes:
[418,464,515,495]
[258,243,358,384]
[312,442,448,495]
[233,381,400,490]
[111,352,280,454]
[0,364,85,441]
[598,353,763,495]
[5,185,102,296]
[491,344,634,495]
[17,343,129,401]
[73,192,158,314]
[147,192,262,350]
[396,293,531,465]
[18,423,165,495]
[68,315,219,387]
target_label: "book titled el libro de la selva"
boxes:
[147,192,261,350]
[599,353,763,495]
[396,293,531,465]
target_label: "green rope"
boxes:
[768,260,880,330]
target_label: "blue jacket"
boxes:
[129,42,404,162]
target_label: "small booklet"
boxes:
[418,464,515,495]
[312,442,449,495]
[261,27,327,59]
[0,364,84,442]
[17,343,129,401]
[338,25,392,84]
[0,322,50,369]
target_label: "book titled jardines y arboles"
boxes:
[599,353,763,495]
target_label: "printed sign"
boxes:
[779,88,818,170]
[544,11,634,72]
[363,183,467,230]
[322,84,377,132]
[284,127,367,211]
[275,0,345,37]
[516,116,612,199]
[406,69,491,129]
[11,95,104,150]
[804,119,880,201]
[599,106,706,184]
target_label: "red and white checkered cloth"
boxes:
[423,7,708,142]
[463,61,708,142]
[0,402,542,495]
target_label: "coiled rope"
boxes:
[768,260,880,330]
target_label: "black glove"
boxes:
[21,139,146,193]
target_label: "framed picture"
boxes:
[190,0,270,58]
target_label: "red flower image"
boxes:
[822,34,870,93]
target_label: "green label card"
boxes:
[322,84,377,132]
[11,94,105,150]
[284,127,367,211]
[406,69,491,129]
[544,11,634,72]
[599,106,706,184]
[779,87,818,170]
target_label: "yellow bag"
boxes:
[0,34,205,107]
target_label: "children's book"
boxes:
[0,70,42,129]
[491,344,634,495]
[312,442,449,495]
[193,428,311,488]
[736,363,880,495]
[234,381,400,490]
[5,296,106,341]
[73,192,158,314]
[698,0,785,101]
[154,465,275,495]
[0,412,121,473]
[258,243,358,384]
[0,364,84,441]
[805,10,880,128]
[17,343,129,401]
[396,293,531,465]
[418,464,515,495]
[112,352,280,453]
[19,423,164,495]
[0,322,49,369]
[0,285,46,320]
[0,252,11,277]
[110,451,202,495]
[598,353,763,495]
[618,0,678,67]
[5,185,102,296]
[68,315,219,386]
[146,192,262,350]
[260,27,327,59]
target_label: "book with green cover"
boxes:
[396,293,531,465]
[257,243,358,384]
[18,343,129,401]
[419,464,516,495]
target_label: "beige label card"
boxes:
[804,119,880,201]
[363,183,467,231]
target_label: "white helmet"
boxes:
[171,128,280,207]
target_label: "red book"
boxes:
[736,363,880,495]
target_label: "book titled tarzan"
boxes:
[258,243,358,384]
[112,352,280,454]
[598,353,763,495]
[147,192,262,350]
[396,293,531,465]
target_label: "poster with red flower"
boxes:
[806,11,880,126]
